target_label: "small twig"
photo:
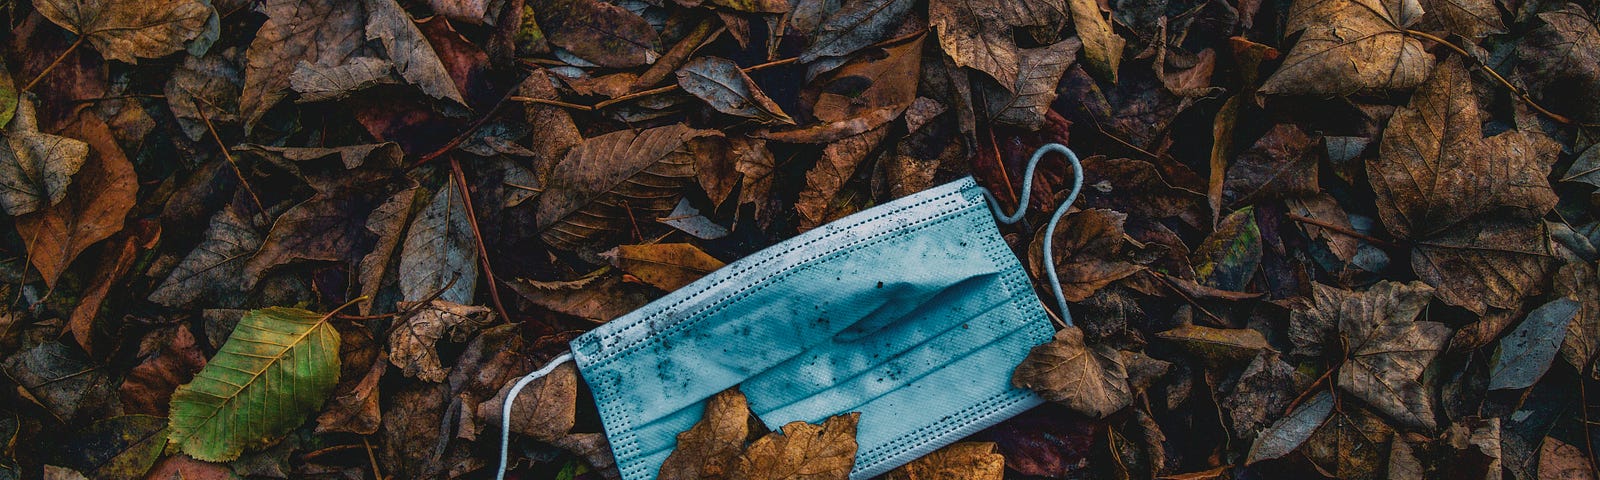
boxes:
[411,88,520,168]
[508,96,593,111]
[1286,212,1398,248]
[193,97,269,221]
[1406,29,1599,128]
[1285,362,1337,413]
[362,437,383,480]
[1149,271,1230,327]
[449,156,512,324]
[23,37,82,92]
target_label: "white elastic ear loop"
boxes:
[978,143,1085,326]
[497,352,574,480]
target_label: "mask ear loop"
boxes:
[978,143,1085,327]
[497,352,574,480]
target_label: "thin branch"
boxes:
[411,88,520,168]
[508,96,593,111]
[193,97,268,222]
[1406,29,1599,128]
[449,156,512,324]
[1286,212,1398,248]
[23,37,82,93]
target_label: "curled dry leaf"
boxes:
[388,300,493,382]
[1027,208,1144,302]
[480,359,579,442]
[1012,326,1132,419]
[677,57,794,125]
[928,0,1064,87]
[508,268,654,324]
[608,243,726,292]
[1258,0,1431,95]
[732,413,860,480]
[35,0,213,63]
[659,388,752,480]
[0,97,88,217]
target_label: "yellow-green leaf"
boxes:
[167,307,341,462]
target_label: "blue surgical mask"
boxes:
[500,144,1085,480]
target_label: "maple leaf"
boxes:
[1012,326,1132,419]
[659,388,753,480]
[35,0,213,63]
[928,0,1065,88]
[732,413,859,480]
[1297,281,1450,431]
[1259,0,1432,95]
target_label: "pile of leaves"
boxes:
[0,0,1598,476]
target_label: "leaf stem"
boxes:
[1404,29,1595,128]
[23,37,83,93]
[449,156,512,324]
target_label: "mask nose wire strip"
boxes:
[497,351,575,480]
[977,143,1085,326]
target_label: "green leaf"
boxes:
[167,307,341,462]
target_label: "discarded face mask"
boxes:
[499,144,1085,480]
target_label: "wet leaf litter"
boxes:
[0,0,1596,477]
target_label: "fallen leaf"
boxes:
[1299,406,1392,479]
[1221,124,1318,207]
[507,268,654,324]
[0,59,14,128]
[119,327,206,416]
[1013,326,1132,419]
[1489,298,1578,390]
[731,413,859,480]
[167,307,342,462]
[799,0,917,62]
[1190,207,1261,291]
[928,0,1064,87]
[677,57,794,125]
[42,466,85,480]
[35,0,213,63]
[536,124,705,251]
[1258,0,1431,95]
[1540,436,1598,480]
[1067,0,1124,83]
[429,0,492,24]
[660,198,731,240]
[1417,0,1504,39]
[659,388,752,480]
[1388,439,1424,480]
[2,341,117,422]
[142,455,236,480]
[1555,262,1600,371]
[238,0,368,128]
[530,0,659,68]
[1027,209,1144,302]
[983,38,1080,129]
[809,33,925,125]
[1156,324,1271,365]
[479,358,579,442]
[52,415,167,480]
[795,126,889,230]
[164,48,244,142]
[316,347,386,435]
[148,206,265,308]
[289,57,397,103]
[15,111,136,288]
[1107,408,1165,480]
[1516,6,1600,123]
[1411,218,1558,315]
[365,0,468,106]
[399,181,480,304]
[358,187,421,314]
[0,97,88,217]
[1222,352,1305,440]
[608,243,726,291]
[1370,58,1558,240]
[388,300,493,382]
[884,442,1004,480]
[1290,280,1432,358]
[1335,281,1450,430]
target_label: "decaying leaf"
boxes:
[0,97,88,217]
[1290,281,1433,359]
[1223,352,1305,440]
[731,413,859,480]
[677,57,794,125]
[1418,0,1504,39]
[15,111,136,288]
[1028,209,1143,302]
[239,0,368,128]
[800,0,917,62]
[659,388,752,480]
[537,124,706,251]
[984,38,1080,129]
[884,442,1004,480]
[1335,281,1450,431]
[508,268,654,324]
[51,415,167,480]
[399,181,479,304]
[365,0,468,106]
[1300,406,1393,479]
[1489,298,1578,390]
[1555,262,1600,371]
[795,126,889,230]
[289,57,397,103]
[35,0,213,63]
[607,243,726,292]
[167,307,341,461]
[928,0,1065,87]
[1517,6,1600,123]
[1190,207,1261,291]
[1258,0,1431,95]
[1411,218,1558,315]
[1539,436,1597,479]
[1013,326,1132,418]
[2,341,116,422]
[1066,0,1123,83]
[530,0,660,68]
[480,359,579,442]
[388,300,493,382]
[1156,324,1271,366]
[148,206,264,308]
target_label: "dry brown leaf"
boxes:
[15,111,135,288]
[1258,0,1431,95]
[1012,326,1132,418]
[884,442,1005,480]
[1540,436,1598,480]
[928,0,1064,88]
[1417,0,1504,39]
[1556,262,1600,371]
[388,300,493,382]
[1311,281,1448,430]
[608,243,726,291]
[0,97,88,217]
[479,359,579,442]
[795,126,889,230]
[809,34,925,125]
[530,0,660,68]
[731,413,860,480]
[1412,218,1558,315]
[984,38,1080,129]
[239,0,368,128]
[536,124,708,251]
[1066,0,1123,83]
[1156,324,1271,366]
[677,57,794,125]
[507,268,654,324]
[1027,209,1144,302]
[35,0,212,63]
[659,388,753,480]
